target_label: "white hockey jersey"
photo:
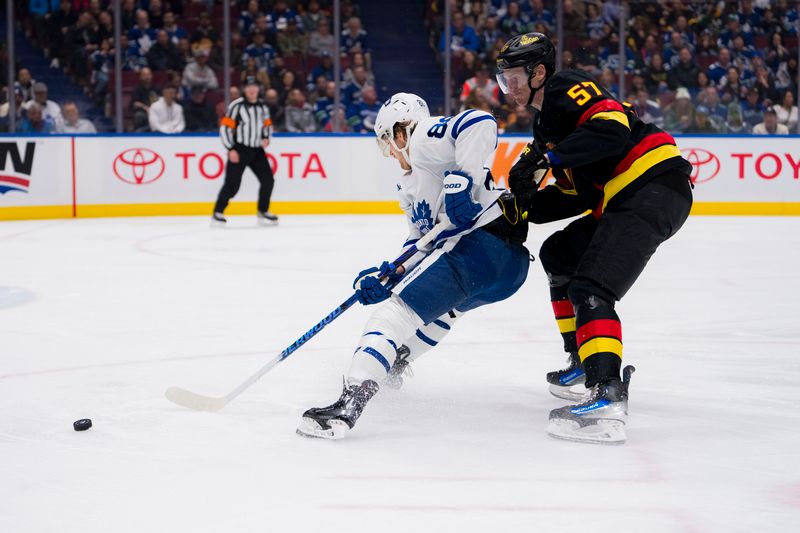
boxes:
[395,108,503,258]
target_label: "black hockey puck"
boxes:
[73,419,92,431]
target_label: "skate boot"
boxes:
[384,345,413,390]
[547,365,635,445]
[296,379,379,439]
[546,352,586,401]
[257,211,279,226]
[211,212,227,225]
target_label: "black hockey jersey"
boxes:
[529,69,691,222]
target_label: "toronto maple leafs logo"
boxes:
[410,200,434,233]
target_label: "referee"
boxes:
[213,76,278,225]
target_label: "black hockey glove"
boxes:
[508,143,549,198]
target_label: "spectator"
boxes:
[242,31,277,74]
[638,33,660,67]
[17,102,55,133]
[695,29,718,58]
[148,85,184,133]
[689,106,720,133]
[120,33,148,71]
[183,86,217,132]
[0,87,25,131]
[48,0,77,69]
[342,66,370,105]
[14,68,35,102]
[268,0,302,33]
[504,105,534,133]
[725,101,747,133]
[264,88,284,131]
[96,10,114,44]
[440,11,479,55]
[148,0,164,29]
[524,0,554,31]
[308,74,329,106]
[302,1,325,33]
[24,82,62,130]
[192,12,219,44]
[708,47,733,84]
[342,52,374,85]
[277,19,307,56]
[585,2,604,41]
[58,102,96,133]
[241,57,271,90]
[183,47,219,91]
[773,90,798,132]
[66,11,100,84]
[767,32,791,71]
[314,80,336,128]
[752,65,776,103]
[128,9,156,54]
[741,87,766,131]
[324,107,350,132]
[698,86,728,126]
[341,17,371,57]
[632,89,664,129]
[89,39,113,104]
[460,63,500,110]
[147,30,183,71]
[308,18,335,57]
[276,70,298,104]
[719,66,746,104]
[479,16,503,56]
[664,87,694,133]
[163,12,188,46]
[285,89,317,133]
[562,0,585,38]
[663,31,687,67]
[501,2,530,37]
[131,68,159,131]
[346,84,381,133]
[120,0,136,31]
[643,52,668,94]
[668,47,701,89]
[239,0,262,36]
[753,108,789,134]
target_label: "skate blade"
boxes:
[257,218,279,227]
[548,383,588,402]
[546,418,627,445]
[210,220,226,228]
[295,417,349,440]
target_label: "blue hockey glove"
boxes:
[352,261,401,305]
[443,170,482,227]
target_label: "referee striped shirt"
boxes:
[219,97,272,150]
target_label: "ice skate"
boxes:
[546,352,587,401]
[211,212,227,226]
[257,211,279,226]
[384,345,413,390]
[547,366,635,445]
[297,379,379,440]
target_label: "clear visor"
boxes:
[496,67,529,95]
[376,133,392,157]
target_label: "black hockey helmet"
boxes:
[496,33,555,105]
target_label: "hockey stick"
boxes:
[165,224,446,412]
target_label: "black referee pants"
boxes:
[214,145,275,214]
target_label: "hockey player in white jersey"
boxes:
[297,93,531,439]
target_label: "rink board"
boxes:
[1,133,799,219]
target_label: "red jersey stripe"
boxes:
[577,99,625,127]
[577,319,622,344]
[551,299,575,318]
[612,131,676,177]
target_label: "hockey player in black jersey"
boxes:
[496,33,693,444]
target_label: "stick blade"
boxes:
[165,386,228,412]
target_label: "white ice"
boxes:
[1,214,799,533]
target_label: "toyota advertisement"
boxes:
[1,134,799,219]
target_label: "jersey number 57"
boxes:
[567,81,603,106]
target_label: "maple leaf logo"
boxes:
[410,200,434,233]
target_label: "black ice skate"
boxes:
[296,379,379,440]
[384,345,413,390]
[546,352,587,401]
[211,212,227,225]
[257,211,279,226]
[547,365,635,445]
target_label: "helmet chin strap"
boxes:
[526,69,543,107]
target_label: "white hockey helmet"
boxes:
[374,92,430,160]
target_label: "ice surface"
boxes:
[1,214,799,533]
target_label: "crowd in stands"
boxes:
[430,0,800,135]
[2,0,380,133]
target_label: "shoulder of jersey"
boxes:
[449,108,497,140]
[546,69,596,93]
[229,97,245,107]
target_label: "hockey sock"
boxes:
[348,295,424,385]
[402,310,461,363]
[569,280,622,387]
[550,284,578,354]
